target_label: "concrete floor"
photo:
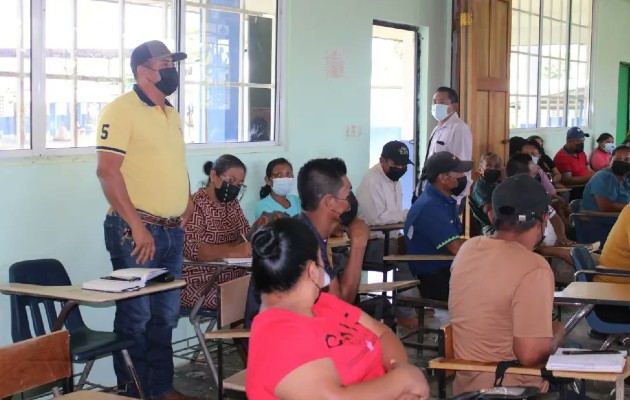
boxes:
[172,305,625,399]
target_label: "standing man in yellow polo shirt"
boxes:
[96,40,193,400]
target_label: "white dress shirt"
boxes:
[357,164,409,226]
[421,112,473,203]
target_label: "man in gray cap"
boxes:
[404,151,473,301]
[96,40,194,400]
[449,174,565,395]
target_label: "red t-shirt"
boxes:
[246,293,386,399]
[553,148,589,177]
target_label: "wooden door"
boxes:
[453,0,511,166]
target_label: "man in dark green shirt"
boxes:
[470,152,503,235]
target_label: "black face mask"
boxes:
[338,191,359,226]
[611,161,630,176]
[483,169,501,185]
[154,67,180,96]
[215,180,241,203]
[451,176,468,197]
[385,166,407,182]
[575,143,585,153]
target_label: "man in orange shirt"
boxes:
[449,174,565,395]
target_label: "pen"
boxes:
[240,233,249,243]
[562,350,621,355]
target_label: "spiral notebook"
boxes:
[546,348,627,373]
[221,257,253,266]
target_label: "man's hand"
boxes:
[346,218,370,246]
[551,321,566,351]
[555,238,575,246]
[180,198,194,228]
[130,224,155,264]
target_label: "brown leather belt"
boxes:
[111,208,180,228]
[137,209,180,228]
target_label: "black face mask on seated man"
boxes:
[611,160,630,176]
[451,176,468,197]
[339,191,359,226]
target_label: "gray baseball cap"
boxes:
[130,40,187,73]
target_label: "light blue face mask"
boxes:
[531,156,539,165]
[271,177,294,196]
[605,142,616,154]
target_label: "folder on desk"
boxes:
[546,348,627,373]
[82,268,168,292]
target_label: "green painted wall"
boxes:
[617,64,629,142]
[0,0,452,385]
[510,0,630,157]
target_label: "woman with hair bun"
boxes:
[246,218,429,400]
[255,158,301,218]
[181,154,250,310]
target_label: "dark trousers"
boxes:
[417,269,451,302]
[594,305,630,324]
[104,213,184,398]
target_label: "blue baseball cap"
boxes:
[566,127,590,141]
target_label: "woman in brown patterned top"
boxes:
[181,154,250,310]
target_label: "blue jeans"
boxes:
[104,213,184,398]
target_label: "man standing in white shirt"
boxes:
[357,141,421,328]
[415,87,473,205]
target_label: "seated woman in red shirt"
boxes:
[246,218,429,400]
[181,154,251,310]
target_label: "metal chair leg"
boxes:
[194,319,219,386]
[122,348,146,400]
[191,319,217,363]
[75,359,95,390]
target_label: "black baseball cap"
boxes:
[424,151,472,180]
[130,40,187,73]
[567,127,590,141]
[492,174,550,223]
[382,141,413,165]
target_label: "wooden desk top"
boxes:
[577,211,620,218]
[383,254,455,262]
[358,280,419,294]
[184,259,252,269]
[60,392,137,399]
[328,233,378,248]
[554,282,630,306]
[369,222,405,232]
[0,280,186,303]
[429,357,630,382]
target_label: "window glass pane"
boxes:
[184,1,277,144]
[0,0,30,150]
[248,87,273,141]
[245,0,276,14]
[44,0,174,149]
[247,15,273,85]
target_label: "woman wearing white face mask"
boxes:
[255,158,302,218]
[590,132,615,172]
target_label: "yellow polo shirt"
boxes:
[596,204,630,283]
[96,85,188,218]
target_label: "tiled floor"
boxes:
[173,305,624,399]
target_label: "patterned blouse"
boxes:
[181,188,250,310]
[183,188,250,261]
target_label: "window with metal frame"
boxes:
[0,0,280,155]
[510,0,592,130]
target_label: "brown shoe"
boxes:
[153,389,198,400]
[396,316,420,329]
